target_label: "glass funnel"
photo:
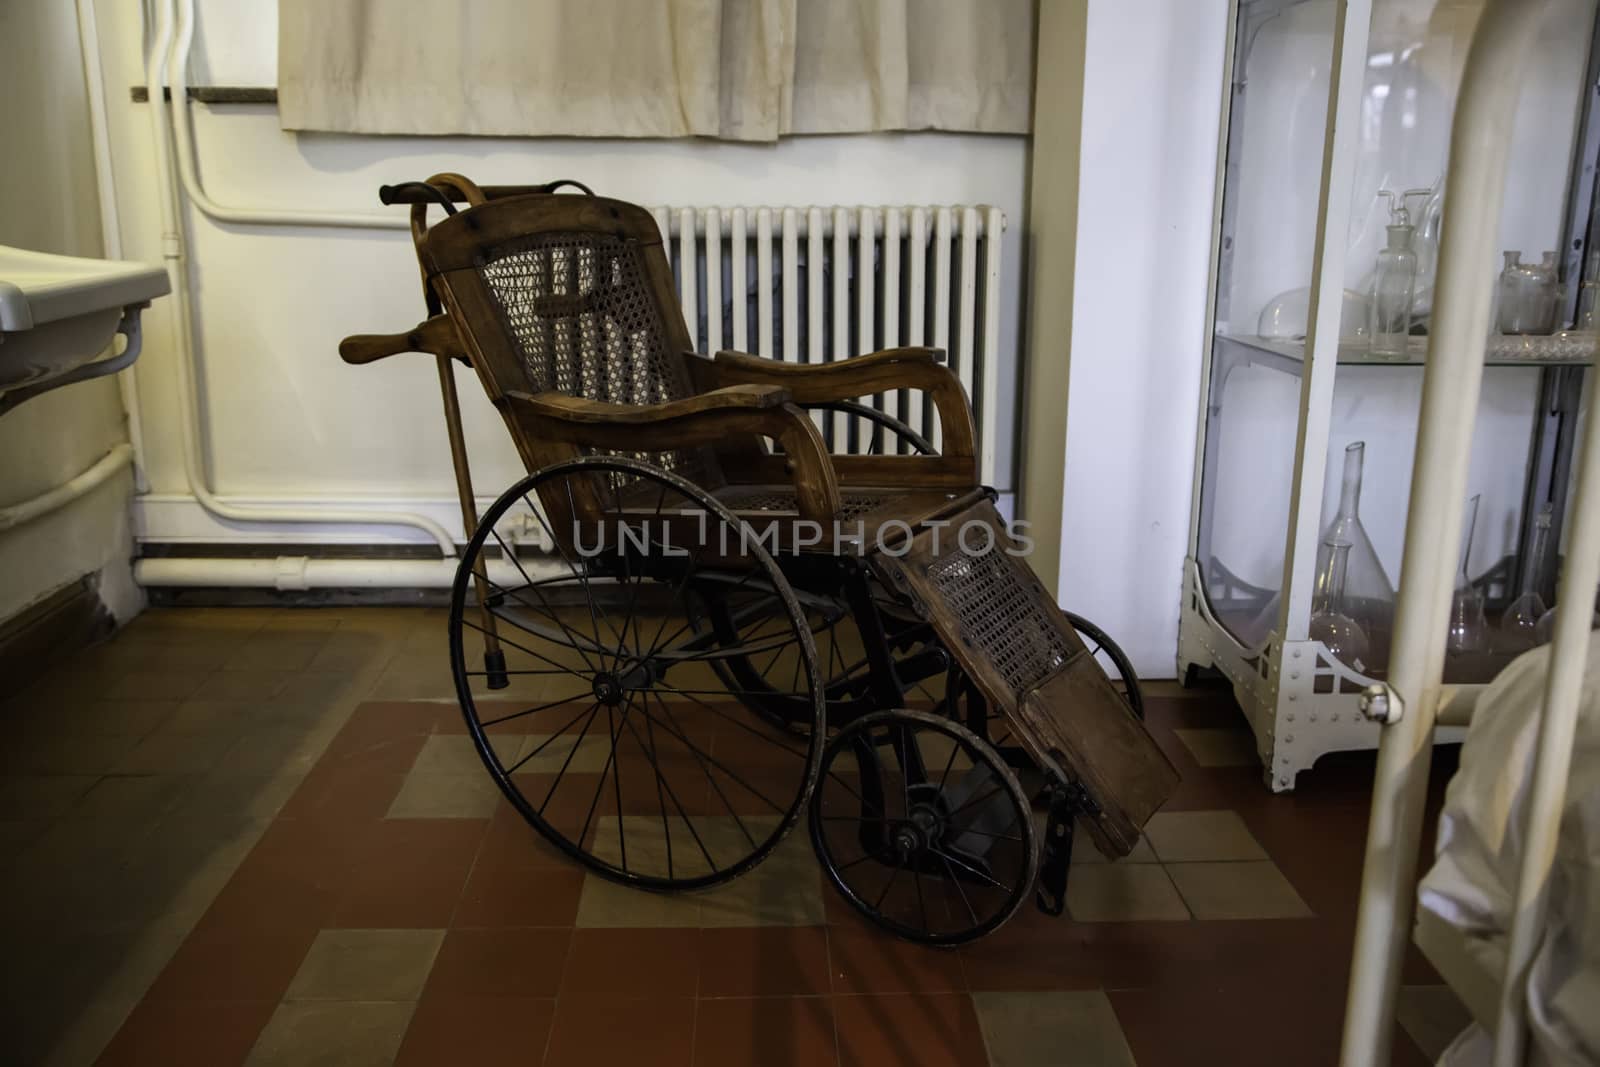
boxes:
[1309,540,1371,673]
[1314,442,1395,669]
[1447,495,1489,657]
[1498,503,1552,652]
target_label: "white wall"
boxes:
[0,0,139,625]
[1057,0,1229,676]
[93,0,1028,552]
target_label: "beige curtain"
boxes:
[278,0,1034,141]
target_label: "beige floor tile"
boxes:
[157,698,269,735]
[1166,861,1312,920]
[0,818,51,864]
[697,832,824,927]
[386,772,500,819]
[1068,818,1158,864]
[7,731,145,776]
[973,990,1137,1067]
[0,774,98,817]
[410,733,517,775]
[285,928,444,1002]
[185,770,305,819]
[105,670,210,702]
[188,670,291,703]
[222,634,331,673]
[575,873,705,928]
[110,731,237,775]
[68,774,195,821]
[245,1001,414,1067]
[1396,984,1472,1061]
[215,727,325,777]
[45,699,178,736]
[1065,863,1189,922]
[1174,727,1259,768]
[1143,810,1267,863]
[575,817,822,928]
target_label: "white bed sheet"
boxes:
[1417,635,1600,1066]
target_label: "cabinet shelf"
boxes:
[1215,331,1598,371]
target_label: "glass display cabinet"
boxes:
[1179,0,1600,790]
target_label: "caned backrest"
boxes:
[420,194,722,490]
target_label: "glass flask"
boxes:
[1498,503,1552,652]
[1447,495,1489,656]
[1309,540,1371,672]
[1314,442,1395,668]
[1257,287,1372,344]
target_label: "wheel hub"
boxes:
[591,673,625,706]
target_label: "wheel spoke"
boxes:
[939,853,981,925]
[536,702,604,815]
[654,683,808,758]
[479,693,589,730]
[488,530,603,675]
[644,691,763,849]
[931,848,1007,892]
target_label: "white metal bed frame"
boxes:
[1340,0,1599,1063]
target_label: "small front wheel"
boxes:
[809,709,1039,945]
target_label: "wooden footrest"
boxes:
[872,498,1178,858]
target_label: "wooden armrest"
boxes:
[500,387,840,522]
[340,315,464,365]
[713,347,944,380]
[704,346,977,467]
[505,384,790,424]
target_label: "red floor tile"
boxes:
[453,861,584,928]
[331,818,488,928]
[832,993,989,1067]
[1109,981,1422,1067]
[697,927,832,997]
[395,994,556,1066]
[694,996,839,1067]
[828,920,965,995]
[96,998,275,1067]
[424,927,572,998]
[143,927,316,1003]
[561,927,701,995]
[543,995,695,1067]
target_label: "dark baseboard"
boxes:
[0,577,117,695]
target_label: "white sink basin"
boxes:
[0,245,170,396]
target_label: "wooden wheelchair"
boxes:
[342,174,1178,944]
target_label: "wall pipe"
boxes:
[74,0,148,492]
[1338,0,1550,1063]
[167,0,407,231]
[133,555,545,592]
[0,443,134,532]
[141,0,458,558]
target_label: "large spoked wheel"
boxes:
[810,709,1039,945]
[448,456,825,891]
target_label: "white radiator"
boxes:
[651,206,1006,486]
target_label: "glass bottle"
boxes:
[1447,494,1489,656]
[1532,251,1561,333]
[1497,252,1536,334]
[1309,540,1371,672]
[1369,190,1425,359]
[1499,504,1552,652]
[1577,250,1600,331]
[1315,442,1396,668]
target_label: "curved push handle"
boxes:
[339,315,463,366]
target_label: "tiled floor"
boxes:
[1,607,1466,1065]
